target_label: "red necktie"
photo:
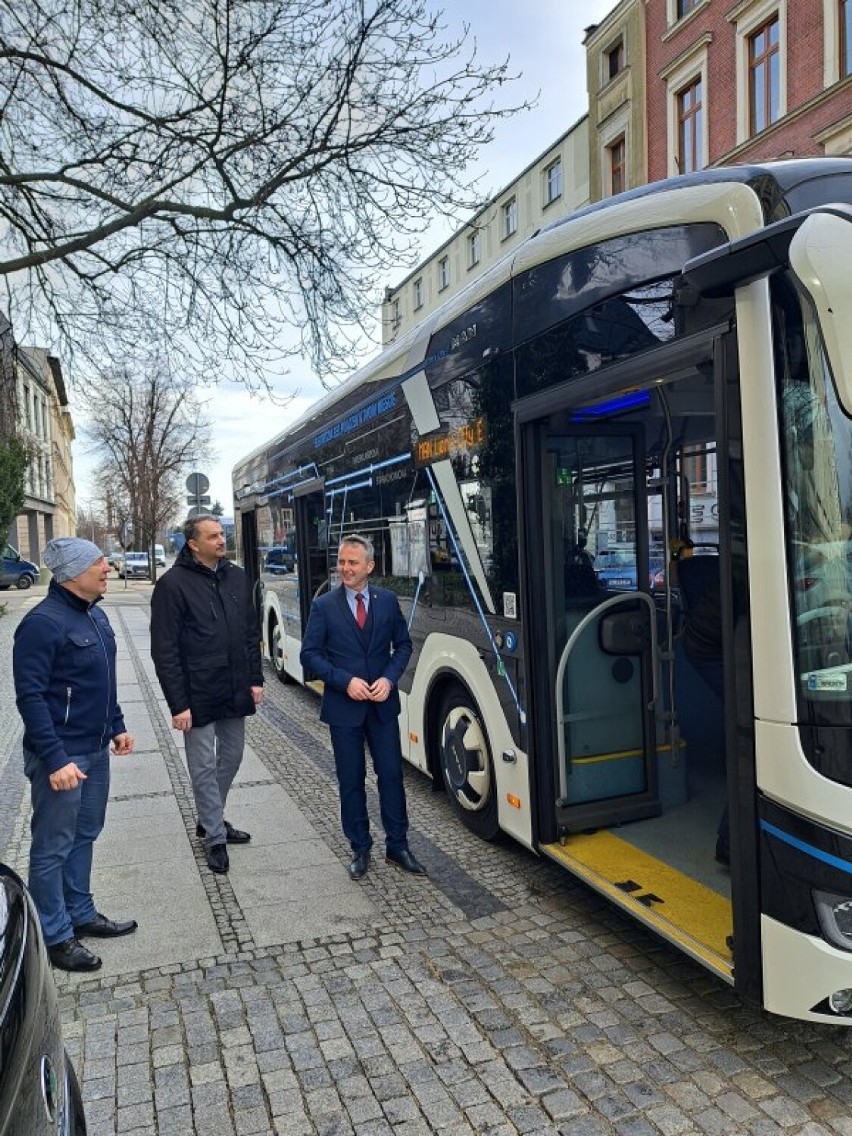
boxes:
[356,592,367,629]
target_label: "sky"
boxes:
[71,0,617,520]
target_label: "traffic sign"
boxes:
[187,505,208,518]
[186,472,209,497]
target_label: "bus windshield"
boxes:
[777,272,852,728]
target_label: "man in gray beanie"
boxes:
[12,537,137,972]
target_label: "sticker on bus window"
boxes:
[807,673,848,692]
[503,592,517,619]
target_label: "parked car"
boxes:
[264,544,296,574]
[154,544,166,568]
[594,546,665,593]
[106,550,123,571]
[1,543,40,590]
[118,551,150,580]
[0,861,87,1135]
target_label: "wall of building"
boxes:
[585,0,647,201]
[645,0,852,184]
[9,346,76,565]
[380,118,590,345]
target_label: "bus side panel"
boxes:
[408,632,534,849]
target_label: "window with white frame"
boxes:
[662,37,709,175]
[749,15,780,133]
[391,297,401,327]
[823,0,851,85]
[677,77,704,173]
[438,256,450,291]
[413,277,424,311]
[502,198,517,239]
[468,230,482,268]
[730,1,786,145]
[667,0,703,25]
[544,159,562,206]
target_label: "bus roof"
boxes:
[233,157,852,489]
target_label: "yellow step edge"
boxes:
[542,831,734,981]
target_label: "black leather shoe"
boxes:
[48,937,102,972]
[349,851,370,880]
[196,821,252,844]
[386,848,427,876]
[207,843,229,874]
[73,912,138,938]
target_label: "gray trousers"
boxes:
[184,717,245,847]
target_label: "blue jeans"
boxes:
[24,747,110,946]
[330,713,409,856]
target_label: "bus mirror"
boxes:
[789,211,852,415]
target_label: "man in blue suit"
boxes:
[300,534,426,880]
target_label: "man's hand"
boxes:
[49,762,86,791]
[111,733,135,756]
[251,686,264,706]
[346,676,372,701]
[172,709,192,732]
[368,678,392,702]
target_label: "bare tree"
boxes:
[0,0,525,392]
[84,366,212,575]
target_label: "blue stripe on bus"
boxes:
[760,819,852,873]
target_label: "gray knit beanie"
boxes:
[43,537,103,583]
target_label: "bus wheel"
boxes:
[437,687,499,841]
[270,619,292,684]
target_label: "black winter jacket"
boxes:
[150,547,263,727]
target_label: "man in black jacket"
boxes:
[150,516,263,874]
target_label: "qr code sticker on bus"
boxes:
[503,592,517,620]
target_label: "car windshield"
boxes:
[597,550,634,568]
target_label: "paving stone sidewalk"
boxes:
[3,588,852,1136]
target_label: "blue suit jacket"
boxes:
[300,584,413,727]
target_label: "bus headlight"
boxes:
[814,890,852,951]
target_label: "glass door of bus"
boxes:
[293,479,329,636]
[523,420,662,833]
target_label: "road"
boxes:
[1,582,851,1136]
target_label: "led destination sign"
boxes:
[414,417,486,467]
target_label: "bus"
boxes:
[233,158,852,1023]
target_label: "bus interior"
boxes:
[520,338,737,976]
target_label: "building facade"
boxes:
[8,346,75,564]
[380,0,851,351]
[645,0,852,183]
[380,117,590,345]
[585,0,648,200]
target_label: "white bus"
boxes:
[234,159,852,1023]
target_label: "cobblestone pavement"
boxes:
[3,589,852,1136]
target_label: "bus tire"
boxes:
[270,618,292,684]
[437,686,499,841]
